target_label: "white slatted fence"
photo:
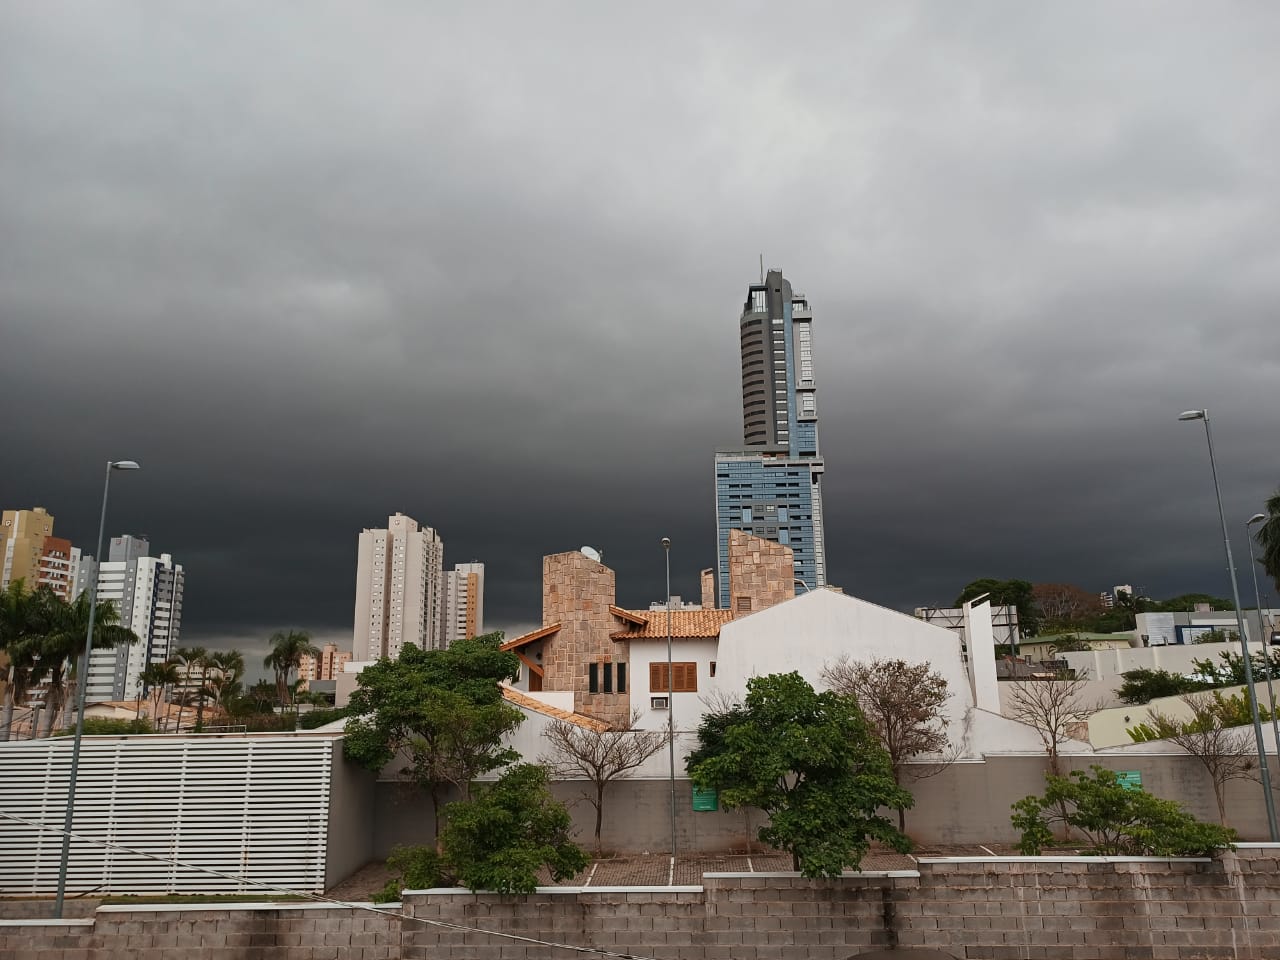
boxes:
[0,734,335,894]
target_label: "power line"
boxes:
[0,808,663,960]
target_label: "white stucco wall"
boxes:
[709,590,983,753]
[627,638,719,732]
[1062,640,1255,683]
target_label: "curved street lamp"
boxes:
[55,460,140,917]
[1178,410,1278,841]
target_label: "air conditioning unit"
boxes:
[650,696,670,710]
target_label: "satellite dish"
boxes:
[580,546,602,563]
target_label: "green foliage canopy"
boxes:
[955,578,1039,636]
[688,671,912,876]
[1116,668,1212,705]
[343,633,523,835]
[440,764,588,894]
[1011,766,1235,856]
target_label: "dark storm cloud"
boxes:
[3,2,1279,655]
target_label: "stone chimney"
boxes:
[726,530,796,615]
[700,568,717,609]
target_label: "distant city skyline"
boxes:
[3,5,1279,663]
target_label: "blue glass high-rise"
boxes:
[714,270,827,608]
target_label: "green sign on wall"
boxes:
[1117,771,1142,791]
[691,786,718,812]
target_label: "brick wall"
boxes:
[11,851,1280,959]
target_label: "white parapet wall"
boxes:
[0,734,340,895]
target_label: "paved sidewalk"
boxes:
[323,843,993,902]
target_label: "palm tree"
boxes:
[263,630,319,708]
[1257,488,1280,594]
[28,587,137,737]
[1,581,38,742]
[206,649,245,720]
[138,660,180,730]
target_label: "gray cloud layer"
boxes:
[3,2,1279,652]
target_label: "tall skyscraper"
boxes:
[84,535,185,702]
[714,269,827,609]
[353,513,445,660]
[441,561,485,644]
[1,507,55,590]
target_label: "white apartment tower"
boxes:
[84,535,185,702]
[353,513,445,660]
[441,561,485,644]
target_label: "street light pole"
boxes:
[661,537,676,863]
[1246,513,1280,759]
[1179,410,1278,841]
[54,459,139,918]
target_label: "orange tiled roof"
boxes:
[609,605,648,625]
[609,609,736,640]
[501,686,610,732]
[500,622,561,651]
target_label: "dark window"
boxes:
[603,662,613,694]
[588,662,599,694]
[617,662,627,693]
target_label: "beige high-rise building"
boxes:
[441,561,485,644]
[298,642,352,691]
[353,513,445,660]
[2,507,56,591]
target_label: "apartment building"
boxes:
[352,513,445,659]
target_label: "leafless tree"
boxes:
[541,709,670,850]
[822,656,956,830]
[1005,670,1101,776]
[1032,582,1104,631]
[1142,693,1258,826]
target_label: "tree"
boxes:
[440,764,589,894]
[1192,628,1235,645]
[28,587,137,736]
[1157,593,1235,612]
[1116,668,1211,705]
[1130,691,1259,825]
[0,580,37,742]
[687,671,912,876]
[820,656,953,831]
[955,578,1039,636]
[344,634,523,841]
[1012,766,1235,856]
[1191,649,1280,687]
[263,630,320,708]
[1004,671,1100,775]
[206,649,245,718]
[1032,583,1104,633]
[1044,634,1093,654]
[139,660,181,731]
[540,708,670,850]
[1257,488,1280,594]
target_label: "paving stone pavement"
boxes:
[325,844,936,902]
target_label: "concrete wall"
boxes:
[13,850,1280,960]
[326,741,376,888]
[1088,684,1251,748]
[1064,640,1250,682]
[362,750,1280,858]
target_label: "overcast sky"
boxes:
[3,3,1279,666]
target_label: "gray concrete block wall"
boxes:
[12,851,1280,959]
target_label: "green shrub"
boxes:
[1012,766,1236,856]
[298,705,351,729]
[441,764,588,894]
[371,845,450,903]
[56,717,153,737]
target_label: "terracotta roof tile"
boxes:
[609,609,736,640]
[500,622,561,651]
[501,687,610,731]
[609,605,648,625]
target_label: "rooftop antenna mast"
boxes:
[759,254,764,283]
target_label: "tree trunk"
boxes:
[28,703,40,740]
[897,805,906,832]
[595,781,606,851]
[791,851,801,872]
[429,789,443,851]
[1,692,13,742]
[1213,779,1228,826]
